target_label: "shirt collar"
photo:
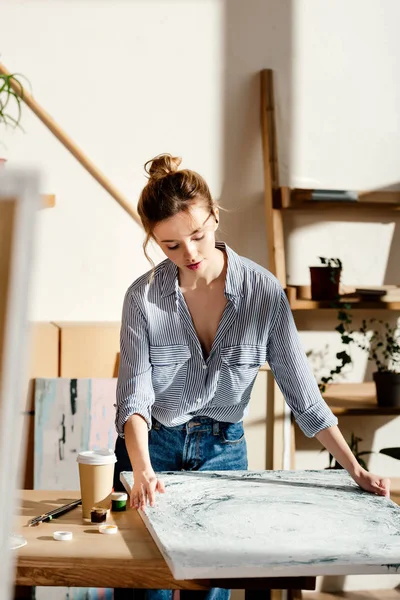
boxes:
[160,241,244,299]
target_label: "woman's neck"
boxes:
[179,247,226,292]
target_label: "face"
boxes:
[152,201,219,274]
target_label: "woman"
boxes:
[114,154,390,600]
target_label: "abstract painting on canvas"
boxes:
[34,377,117,600]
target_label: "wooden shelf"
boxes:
[287,286,400,311]
[40,194,55,209]
[303,590,400,599]
[322,383,400,416]
[276,187,400,211]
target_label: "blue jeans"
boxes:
[114,417,248,600]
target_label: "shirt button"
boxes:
[202,365,207,370]
[196,398,202,403]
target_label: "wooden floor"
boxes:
[303,590,400,599]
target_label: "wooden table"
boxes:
[14,490,316,596]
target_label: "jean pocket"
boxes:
[219,422,245,445]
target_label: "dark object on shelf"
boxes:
[310,266,341,301]
[310,190,358,202]
[310,257,342,301]
[373,371,400,408]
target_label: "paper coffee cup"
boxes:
[77,449,117,520]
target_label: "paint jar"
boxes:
[77,449,116,520]
[90,507,108,523]
[111,492,128,512]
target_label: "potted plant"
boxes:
[323,432,400,471]
[310,256,342,301]
[0,71,25,164]
[320,308,400,407]
[358,318,400,407]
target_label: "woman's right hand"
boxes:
[131,469,165,510]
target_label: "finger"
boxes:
[378,477,391,498]
[147,484,156,507]
[157,479,166,494]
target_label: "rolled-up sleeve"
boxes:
[266,289,338,438]
[115,291,155,437]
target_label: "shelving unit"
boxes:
[322,383,400,416]
[259,68,400,470]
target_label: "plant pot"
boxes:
[373,371,400,408]
[309,266,341,301]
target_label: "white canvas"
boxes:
[0,170,40,600]
[121,469,400,581]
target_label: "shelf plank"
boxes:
[291,299,400,311]
[40,194,55,209]
[303,590,400,599]
[286,286,400,311]
[323,383,400,416]
[276,187,400,211]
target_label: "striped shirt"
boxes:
[116,242,338,439]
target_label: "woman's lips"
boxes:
[186,261,202,271]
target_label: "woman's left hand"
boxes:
[352,468,391,498]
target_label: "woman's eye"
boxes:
[167,245,179,250]
[193,235,204,242]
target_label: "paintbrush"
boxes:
[28,498,82,526]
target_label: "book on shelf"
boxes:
[341,285,400,301]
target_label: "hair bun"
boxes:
[145,153,182,181]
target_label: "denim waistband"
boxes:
[152,416,243,435]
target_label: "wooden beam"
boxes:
[260,69,286,287]
[0,63,140,225]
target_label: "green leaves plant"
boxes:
[0,73,26,131]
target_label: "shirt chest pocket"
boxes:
[221,345,268,368]
[150,345,191,397]
[213,345,267,406]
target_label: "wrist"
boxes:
[348,462,364,479]
[133,464,154,475]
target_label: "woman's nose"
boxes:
[183,242,197,261]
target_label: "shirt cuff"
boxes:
[115,404,152,437]
[293,401,338,438]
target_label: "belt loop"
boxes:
[213,422,219,436]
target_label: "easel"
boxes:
[0,171,39,600]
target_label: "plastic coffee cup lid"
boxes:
[76,448,117,465]
[53,531,73,541]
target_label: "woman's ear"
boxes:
[214,208,219,227]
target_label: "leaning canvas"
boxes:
[34,378,118,600]
[121,469,400,580]
[34,378,118,490]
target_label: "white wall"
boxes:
[1,0,225,320]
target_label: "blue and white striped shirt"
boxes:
[116,242,338,439]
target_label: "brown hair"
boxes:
[137,153,218,264]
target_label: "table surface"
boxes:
[14,490,316,591]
